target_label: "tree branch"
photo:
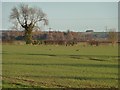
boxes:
[17,17,25,28]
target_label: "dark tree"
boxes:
[10,4,48,44]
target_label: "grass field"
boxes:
[2,44,119,88]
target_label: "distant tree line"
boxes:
[2,30,118,43]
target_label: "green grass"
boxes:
[2,44,119,88]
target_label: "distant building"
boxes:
[86,30,94,33]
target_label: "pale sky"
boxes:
[1,1,118,32]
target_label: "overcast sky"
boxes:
[1,2,118,32]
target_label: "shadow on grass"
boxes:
[3,52,116,62]
[3,52,118,58]
[27,53,118,62]
[28,53,57,57]
[19,75,118,81]
[3,63,118,68]
[27,53,118,58]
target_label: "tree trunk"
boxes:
[25,27,33,44]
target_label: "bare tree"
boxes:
[59,32,65,40]
[10,21,19,31]
[66,31,73,41]
[108,29,117,45]
[47,33,54,40]
[10,4,48,44]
